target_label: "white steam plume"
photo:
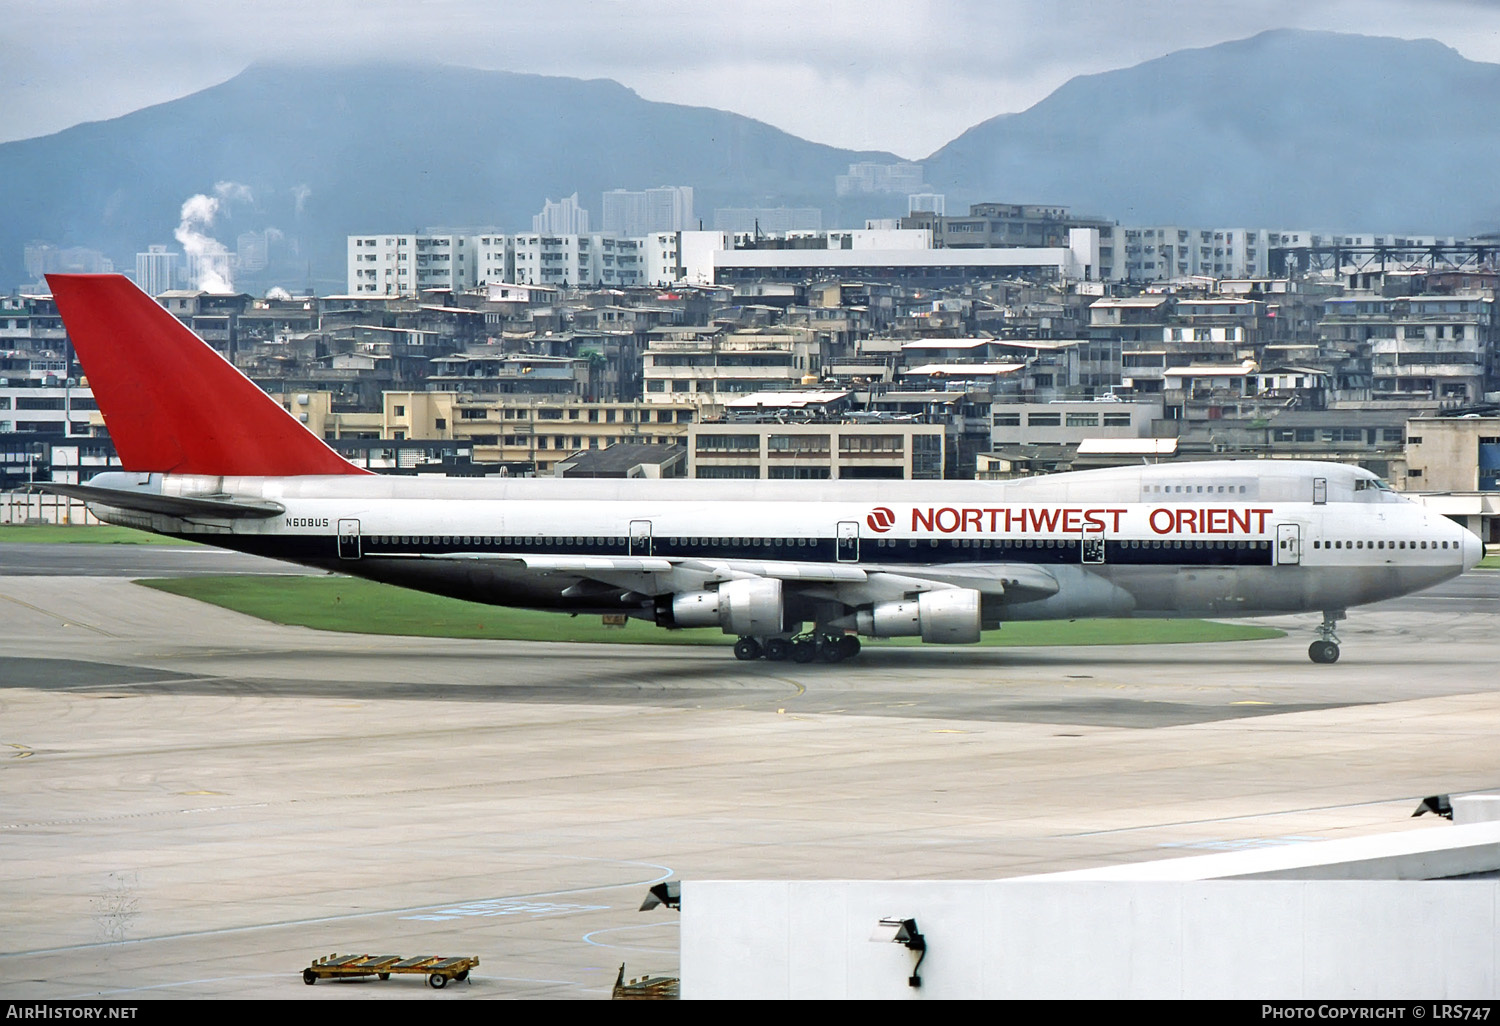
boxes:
[175,181,254,294]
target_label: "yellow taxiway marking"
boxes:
[1231,700,1273,706]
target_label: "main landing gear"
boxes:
[734,633,861,663]
[1308,609,1345,664]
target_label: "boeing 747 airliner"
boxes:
[37,275,1484,664]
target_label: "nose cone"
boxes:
[1462,528,1484,572]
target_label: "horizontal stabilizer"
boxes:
[30,482,285,520]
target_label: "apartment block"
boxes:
[0,385,97,437]
[642,327,822,404]
[347,234,477,294]
[689,421,945,480]
[511,234,646,288]
[991,399,1161,449]
[902,202,1109,250]
[1404,414,1500,492]
[1320,293,1494,402]
[1101,225,1270,282]
[383,391,696,472]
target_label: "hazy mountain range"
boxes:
[925,29,1500,232]
[3,29,1498,293]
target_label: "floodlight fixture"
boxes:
[639,880,681,911]
[1412,794,1453,819]
[870,916,926,988]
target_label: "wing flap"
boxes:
[907,563,1061,601]
[434,553,675,572]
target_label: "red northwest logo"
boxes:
[867,507,896,533]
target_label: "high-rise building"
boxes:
[236,231,269,274]
[533,193,590,235]
[25,244,114,283]
[135,245,180,296]
[908,193,946,216]
[835,162,926,197]
[601,186,694,236]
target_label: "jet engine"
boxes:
[855,588,982,644]
[669,577,784,636]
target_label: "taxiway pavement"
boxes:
[0,547,1496,999]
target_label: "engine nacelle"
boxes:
[855,588,982,644]
[670,578,784,636]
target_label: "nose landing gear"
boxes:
[1308,610,1345,664]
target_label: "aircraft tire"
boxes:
[763,638,791,661]
[817,639,843,663]
[836,635,861,660]
[1309,641,1340,664]
[790,640,816,663]
[733,637,763,661]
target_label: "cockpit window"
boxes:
[1356,477,1398,501]
[1353,475,1402,502]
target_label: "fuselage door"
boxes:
[1276,523,1302,566]
[629,519,653,557]
[1313,477,1327,505]
[337,518,361,560]
[1081,529,1106,565]
[836,521,860,562]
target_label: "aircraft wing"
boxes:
[425,552,1060,605]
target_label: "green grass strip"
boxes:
[0,524,193,545]
[137,574,1284,647]
[1479,553,1500,570]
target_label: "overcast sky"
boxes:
[7,0,1500,157]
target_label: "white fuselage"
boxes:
[87,460,1482,629]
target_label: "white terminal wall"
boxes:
[680,878,1500,1000]
[682,820,1500,999]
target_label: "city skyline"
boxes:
[6,0,1500,157]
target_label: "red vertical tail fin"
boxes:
[47,274,369,477]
